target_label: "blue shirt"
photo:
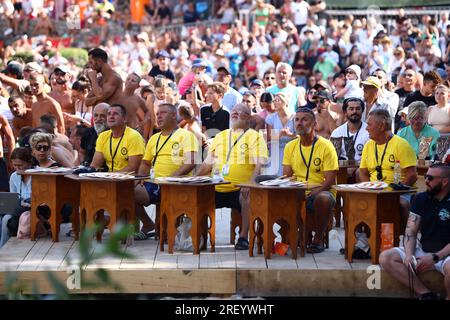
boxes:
[267,84,301,113]
[9,171,32,202]
[397,124,440,159]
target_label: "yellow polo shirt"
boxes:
[95,127,145,172]
[143,128,199,178]
[283,136,339,196]
[360,135,417,184]
[210,128,268,192]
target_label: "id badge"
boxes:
[150,168,155,179]
[222,164,230,176]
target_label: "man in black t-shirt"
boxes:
[148,50,175,84]
[200,82,230,139]
[403,70,441,108]
[380,163,450,300]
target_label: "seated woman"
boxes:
[428,84,450,134]
[397,101,440,160]
[29,132,61,168]
[177,102,206,147]
[0,147,33,247]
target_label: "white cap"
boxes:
[346,64,361,80]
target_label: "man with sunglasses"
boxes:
[380,163,450,300]
[283,107,338,254]
[360,109,417,230]
[197,103,268,250]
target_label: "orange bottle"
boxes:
[381,223,394,251]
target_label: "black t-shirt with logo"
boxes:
[148,66,175,82]
[200,105,230,137]
[410,191,450,252]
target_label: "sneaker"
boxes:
[235,237,249,250]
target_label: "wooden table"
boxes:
[335,161,360,227]
[153,179,229,255]
[65,174,137,241]
[237,182,320,259]
[22,171,80,242]
[333,185,415,264]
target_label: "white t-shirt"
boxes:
[331,122,370,160]
[344,80,364,100]
[291,1,309,26]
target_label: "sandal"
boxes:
[235,237,249,250]
[133,231,149,241]
[306,243,324,254]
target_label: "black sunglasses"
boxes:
[35,144,50,152]
[315,98,327,104]
[376,165,383,181]
[425,174,444,182]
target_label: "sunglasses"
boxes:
[425,174,444,182]
[404,73,414,77]
[376,165,383,181]
[265,77,275,80]
[35,144,50,152]
[315,98,327,104]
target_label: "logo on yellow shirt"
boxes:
[314,158,321,166]
[121,147,128,155]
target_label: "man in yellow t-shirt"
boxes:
[134,103,198,240]
[360,109,418,231]
[197,103,268,250]
[283,107,338,254]
[92,104,145,173]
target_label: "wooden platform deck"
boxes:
[0,207,444,297]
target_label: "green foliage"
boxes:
[11,51,34,64]
[59,48,88,68]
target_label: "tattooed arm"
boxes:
[403,212,421,267]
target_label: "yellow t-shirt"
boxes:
[211,128,268,193]
[95,127,145,172]
[143,128,199,178]
[283,136,339,196]
[360,135,417,184]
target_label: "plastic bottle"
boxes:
[393,160,401,184]
[212,165,222,182]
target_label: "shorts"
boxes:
[143,182,161,204]
[215,191,241,211]
[306,191,336,213]
[393,246,450,275]
[0,158,9,191]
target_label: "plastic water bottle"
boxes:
[212,166,222,182]
[393,161,401,184]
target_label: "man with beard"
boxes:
[91,104,145,173]
[49,65,75,118]
[267,63,306,113]
[331,98,370,163]
[197,103,268,250]
[79,102,109,166]
[380,163,450,300]
[29,73,65,134]
[117,73,148,134]
[283,107,338,254]
[85,48,123,107]
[8,95,33,138]
[359,109,417,231]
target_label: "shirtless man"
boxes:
[117,73,147,133]
[8,95,33,138]
[85,48,123,107]
[48,65,75,116]
[29,73,65,134]
[313,90,342,139]
[0,114,15,186]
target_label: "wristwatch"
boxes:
[432,253,440,263]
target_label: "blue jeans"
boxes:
[0,214,12,248]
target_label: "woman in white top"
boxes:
[265,92,297,176]
[428,84,450,133]
[64,78,92,127]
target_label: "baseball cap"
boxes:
[361,76,382,89]
[346,64,362,80]
[155,50,170,59]
[313,80,332,92]
[24,62,43,74]
[398,107,409,116]
[192,60,208,69]
[313,90,333,101]
[217,66,232,75]
[55,65,71,74]
[2,61,23,77]
[250,79,264,87]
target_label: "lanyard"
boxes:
[226,129,248,163]
[347,122,362,145]
[109,130,125,172]
[152,129,176,166]
[299,136,318,181]
[375,135,392,168]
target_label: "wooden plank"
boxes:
[199,245,236,269]
[17,238,54,271]
[0,238,38,271]
[176,252,200,269]
[235,250,267,269]
[120,240,158,269]
[266,254,298,270]
[38,239,74,271]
